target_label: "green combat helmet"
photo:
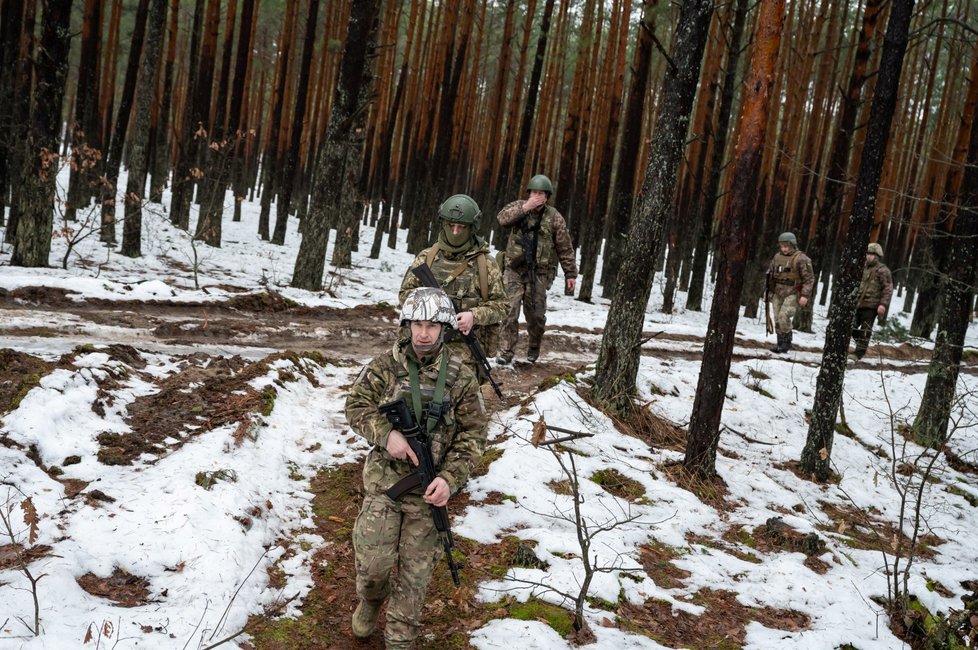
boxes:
[867,242,884,257]
[438,194,481,226]
[526,174,554,195]
[778,232,798,247]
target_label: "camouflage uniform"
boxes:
[346,338,487,649]
[768,248,814,335]
[399,239,508,379]
[851,257,893,359]
[496,202,578,360]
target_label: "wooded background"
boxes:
[1,0,975,331]
[2,2,977,625]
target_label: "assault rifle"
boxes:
[380,398,462,588]
[764,270,774,336]
[411,263,504,399]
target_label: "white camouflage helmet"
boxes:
[399,287,456,329]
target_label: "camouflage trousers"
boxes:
[500,268,551,355]
[353,492,440,649]
[852,307,878,357]
[771,293,800,335]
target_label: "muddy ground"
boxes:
[2,286,974,649]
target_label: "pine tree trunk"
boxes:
[11,0,72,267]
[3,0,37,243]
[98,0,150,244]
[592,0,714,414]
[149,0,179,203]
[64,0,103,222]
[0,0,25,225]
[121,0,167,257]
[911,40,978,446]
[169,0,206,230]
[271,0,320,246]
[292,0,380,288]
[800,0,915,480]
[684,0,785,479]
[578,0,634,303]
[257,7,297,241]
[686,0,750,312]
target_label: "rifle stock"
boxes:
[410,263,504,399]
[379,399,462,588]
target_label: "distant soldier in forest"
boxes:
[346,287,488,648]
[849,242,893,362]
[495,174,578,364]
[399,194,508,386]
[767,232,815,354]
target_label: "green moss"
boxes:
[747,367,771,380]
[947,485,978,507]
[261,389,276,416]
[736,527,756,549]
[509,598,575,638]
[587,594,619,611]
[473,446,504,477]
[590,468,646,501]
[834,422,856,438]
[195,469,238,490]
[8,374,43,412]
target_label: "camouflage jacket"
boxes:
[768,249,815,299]
[497,202,578,282]
[345,339,488,497]
[399,239,508,342]
[858,260,893,310]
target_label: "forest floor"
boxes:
[4,286,976,649]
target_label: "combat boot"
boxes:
[771,334,785,354]
[496,350,514,365]
[782,332,793,353]
[352,599,382,638]
[527,348,539,363]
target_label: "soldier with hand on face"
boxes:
[346,287,488,649]
[849,242,893,362]
[495,174,578,364]
[767,232,815,354]
[399,194,508,385]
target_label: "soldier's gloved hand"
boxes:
[877,305,886,316]
[798,296,809,307]
[565,277,576,294]
[456,311,474,335]
[424,477,450,507]
[385,430,419,466]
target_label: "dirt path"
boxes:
[1,286,973,383]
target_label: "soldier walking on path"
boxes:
[495,174,578,364]
[767,232,815,354]
[399,194,508,385]
[346,287,488,649]
[849,242,893,362]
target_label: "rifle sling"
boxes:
[385,472,423,500]
[408,352,448,435]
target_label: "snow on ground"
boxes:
[1,170,977,649]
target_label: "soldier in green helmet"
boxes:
[495,174,578,364]
[399,194,508,385]
[849,242,893,362]
[347,287,488,648]
[767,231,815,353]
